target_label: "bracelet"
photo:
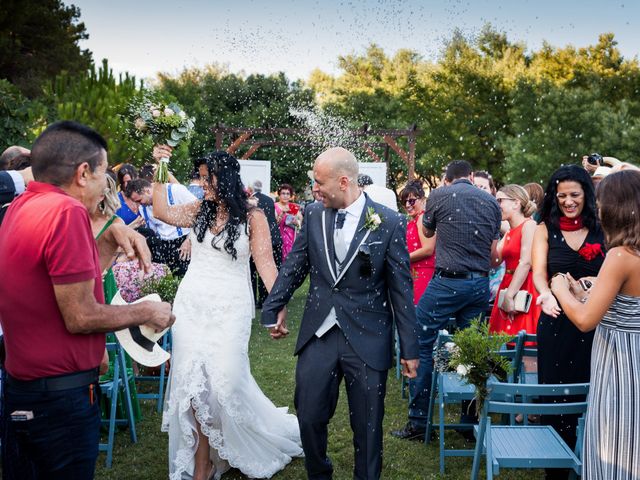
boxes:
[549,272,566,287]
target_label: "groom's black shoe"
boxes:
[390,422,426,441]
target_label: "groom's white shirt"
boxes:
[315,192,366,338]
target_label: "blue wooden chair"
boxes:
[136,329,171,412]
[426,330,526,473]
[517,333,538,385]
[471,380,589,480]
[99,341,138,468]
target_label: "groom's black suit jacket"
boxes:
[261,194,418,371]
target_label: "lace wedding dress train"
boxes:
[162,228,302,479]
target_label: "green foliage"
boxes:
[0,0,93,97]
[157,66,316,192]
[310,25,640,187]
[43,59,150,167]
[0,79,46,149]
[139,271,181,305]
[448,318,513,412]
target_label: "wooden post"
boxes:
[408,126,417,180]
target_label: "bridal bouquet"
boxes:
[128,92,195,183]
[447,318,513,413]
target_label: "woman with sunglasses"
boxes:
[489,185,540,336]
[399,180,436,304]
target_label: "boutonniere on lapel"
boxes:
[361,207,383,232]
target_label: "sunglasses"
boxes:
[404,198,418,206]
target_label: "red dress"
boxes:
[489,220,540,336]
[407,213,435,305]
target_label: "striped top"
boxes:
[583,293,640,479]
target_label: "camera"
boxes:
[587,153,604,166]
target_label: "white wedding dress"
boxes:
[162,227,302,480]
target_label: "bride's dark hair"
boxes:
[193,151,248,260]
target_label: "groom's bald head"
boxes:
[312,147,361,209]
[315,147,359,181]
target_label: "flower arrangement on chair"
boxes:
[447,318,513,413]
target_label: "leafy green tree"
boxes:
[501,79,640,184]
[0,0,93,97]
[157,67,316,192]
[44,60,146,164]
[0,79,46,150]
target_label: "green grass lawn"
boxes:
[95,280,542,479]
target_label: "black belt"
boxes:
[435,269,489,279]
[5,368,99,393]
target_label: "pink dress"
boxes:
[407,213,435,305]
[276,202,300,263]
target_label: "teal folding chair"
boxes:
[136,328,171,412]
[426,330,525,473]
[517,333,538,385]
[471,380,589,480]
[99,341,138,468]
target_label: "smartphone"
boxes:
[579,279,593,291]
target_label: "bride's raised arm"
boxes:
[152,182,201,228]
[248,209,278,292]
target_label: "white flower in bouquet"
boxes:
[152,109,161,118]
[164,107,174,116]
[134,118,147,131]
[444,342,458,354]
[456,364,470,376]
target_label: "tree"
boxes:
[157,67,316,192]
[0,0,93,97]
[0,79,46,150]
[44,60,159,171]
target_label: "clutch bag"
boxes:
[498,289,532,313]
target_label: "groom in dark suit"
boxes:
[261,147,419,480]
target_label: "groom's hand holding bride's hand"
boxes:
[269,308,290,339]
[400,358,419,379]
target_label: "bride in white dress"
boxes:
[152,151,302,480]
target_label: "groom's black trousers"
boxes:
[295,326,388,480]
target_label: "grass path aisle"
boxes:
[95,280,540,479]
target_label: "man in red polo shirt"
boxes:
[0,121,175,479]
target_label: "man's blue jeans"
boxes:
[2,382,100,480]
[408,275,490,429]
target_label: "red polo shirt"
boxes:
[0,182,105,380]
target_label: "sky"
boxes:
[72,0,639,82]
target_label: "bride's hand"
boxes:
[270,308,289,339]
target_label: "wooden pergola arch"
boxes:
[213,124,420,180]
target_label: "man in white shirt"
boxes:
[357,173,398,211]
[126,178,196,276]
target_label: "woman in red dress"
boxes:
[399,180,436,305]
[489,184,540,336]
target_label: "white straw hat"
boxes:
[112,292,171,367]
